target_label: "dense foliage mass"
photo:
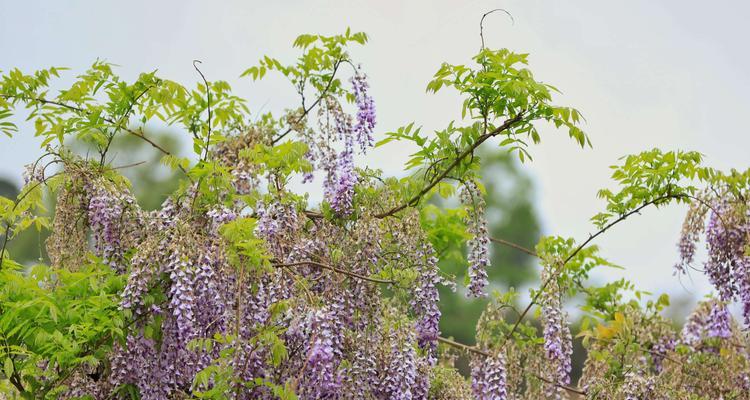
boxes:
[0,28,748,399]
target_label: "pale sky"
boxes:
[2,0,749,306]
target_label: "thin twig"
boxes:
[480,9,514,50]
[437,336,587,396]
[274,261,395,284]
[192,60,212,162]
[112,160,147,170]
[490,237,538,257]
[271,58,344,145]
[501,194,686,347]
[100,83,156,165]
[0,94,191,179]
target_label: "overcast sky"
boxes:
[2,0,749,306]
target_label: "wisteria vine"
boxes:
[0,28,749,400]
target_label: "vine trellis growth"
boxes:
[0,25,748,400]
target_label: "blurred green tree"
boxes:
[438,149,540,346]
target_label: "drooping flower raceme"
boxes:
[682,300,732,348]
[470,352,507,400]
[620,372,656,400]
[706,301,732,339]
[411,243,441,351]
[330,148,357,215]
[675,196,750,326]
[301,306,344,399]
[351,68,376,152]
[377,329,418,400]
[86,180,142,272]
[540,261,573,399]
[704,201,743,300]
[22,162,44,185]
[674,200,706,275]
[702,199,750,324]
[460,180,491,297]
[651,335,676,373]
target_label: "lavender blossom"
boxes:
[674,201,705,274]
[330,148,357,215]
[540,262,572,398]
[22,163,44,185]
[411,243,441,350]
[621,372,655,400]
[707,302,732,339]
[167,249,197,341]
[255,200,299,256]
[651,335,676,373]
[738,256,750,326]
[87,181,139,271]
[704,202,742,300]
[377,330,418,400]
[682,300,733,348]
[302,307,343,398]
[470,353,508,400]
[351,69,376,153]
[206,205,237,233]
[460,180,491,297]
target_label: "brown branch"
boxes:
[100,83,156,165]
[490,237,538,257]
[437,336,587,396]
[502,193,686,346]
[375,112,525,219]
[112,160,147,170]
[274,261,395,284]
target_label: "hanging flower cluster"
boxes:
[302,73,377,216]
[540,261,572,399]
[675,196,750,325]
[460,180,491,297]
[21,162,44,185]
[470,353,507,400]
[351,68,376,152]
[410,243,441,350]
[580,301,750,399]
[674,200,707,274]
[375,327,418,400]
[682,300,733,347]
[86,179,143,272]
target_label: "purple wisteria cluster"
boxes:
[460,180,491,297]
[675,197,750,325]
[470,353,507,400]
[651,335,676,373]
[351,68,376,152]
[254,199,299,256]
[410,243,441,351]
[540,262,573,399]
[620,372,656,400]
[375,328,419,400]
[682,300,733,347]
[106,196,231,398]
[21,162,44,185]
[303,70,376,216]
[86,180,143,272]
[300,306,344,398]
[674,200,706,274]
